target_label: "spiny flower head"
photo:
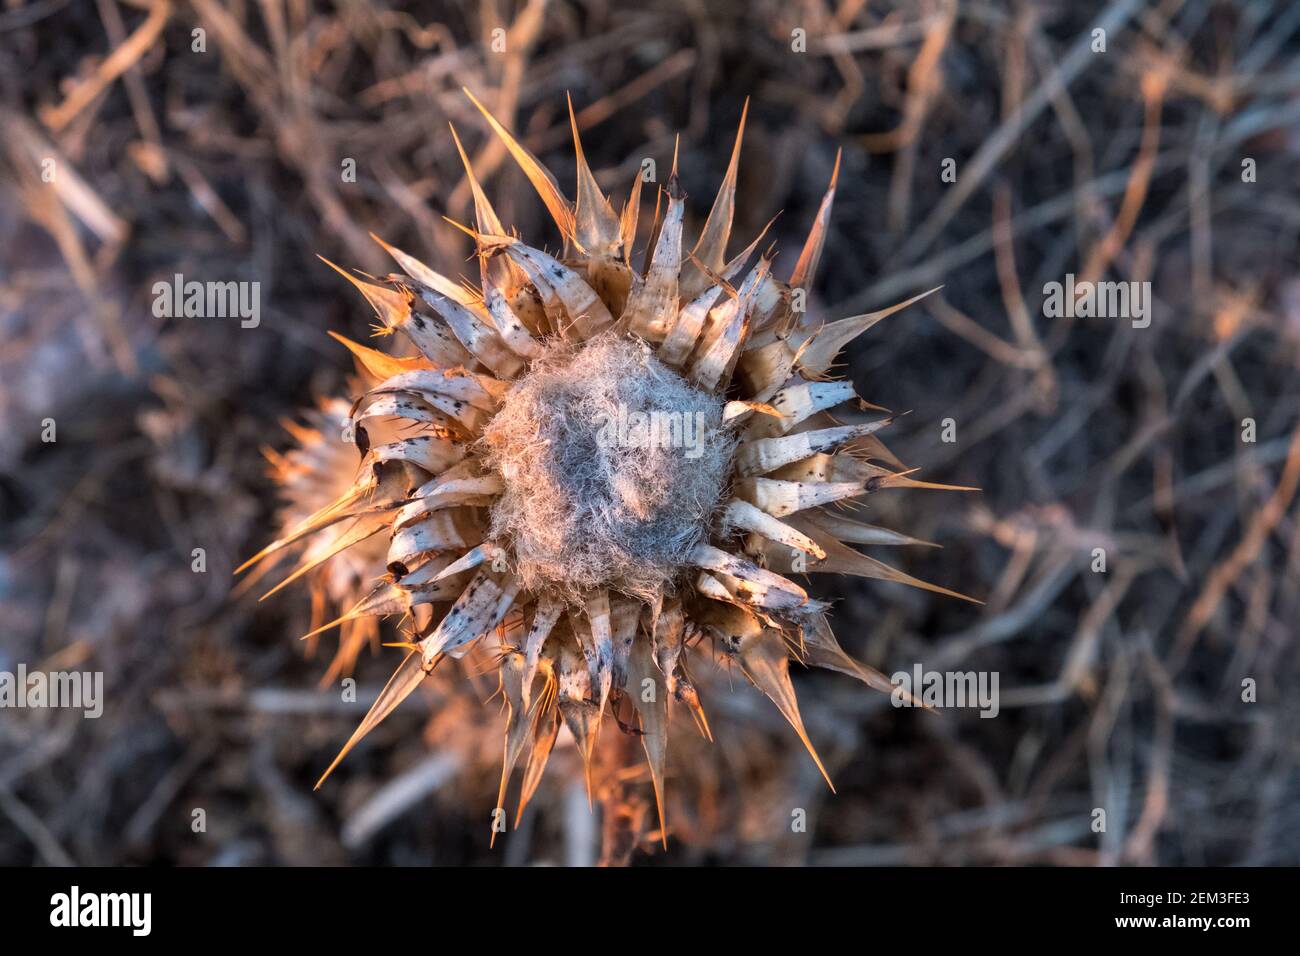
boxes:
[241,91,977,850]
[254,394,392,683]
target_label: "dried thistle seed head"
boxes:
[480,332,733,601]
[243,91,980,858]
[257,397,390,680]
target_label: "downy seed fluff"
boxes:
[480,332,734,603]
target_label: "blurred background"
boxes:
[2,0,1299,866]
